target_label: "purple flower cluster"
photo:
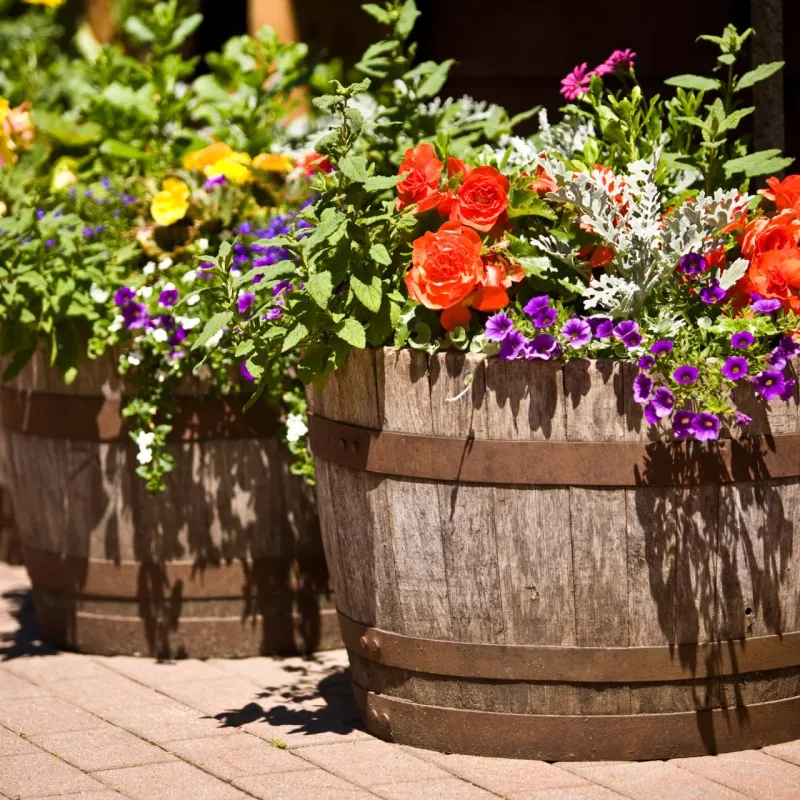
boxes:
[113,284,186,355]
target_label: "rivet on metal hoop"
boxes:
[349,440,359,454]
[338,438,347,451]
[359,635,369,650]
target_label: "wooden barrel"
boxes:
[1,351,339,658]
[307,347,800,761]
[0,427,20,565]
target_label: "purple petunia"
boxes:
[158,314,175,330]
[672,410,696,439]
[588,316,613,339]
[673,365,699,385]
[203,174,226,190]
[781,378,797,402]
[721,356,748,381]
[525,334,559,361]
[121,301,148,330]
[532,307,558,329]
[613,320,642,348]
[692,412,721,442]
[731,330,755,349]
[237,292,256,315]
[751,297,782,315]
[273,280,293,297]
[159,288,179,307]
[82,227,95,238]
[678,253,708,276]
[498,330,527,360]
[632,373,654,404]
[523,295,551,317]
[734,411,753,427]
[239,362,255,381]
[753,370,786,401]
[238,222,253,235]
[484,312,514,341]
[561,318,592,347]
[168,327,187,346]
[650,387,675,418]
[265,308,283,321]
[779,336,800,357]
[767,348,787,370]
[643,403,661,424]
[650,340,674,356]
[700,280,726,305]
[114,287,135,306]
[638,355,655,371]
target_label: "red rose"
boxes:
[396,143,444,213]
[449,165,509,233]
[405,221,484,311]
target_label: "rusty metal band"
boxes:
[0,386,278,442]
[23,544,330,600]
[339,612,800,683]
[309,414,800,487]
[353,683,800,761]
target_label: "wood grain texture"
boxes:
[5,351,330,657]
[315,347,800,728]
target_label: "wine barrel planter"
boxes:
[1,351,339,658]
[307,347,800,761]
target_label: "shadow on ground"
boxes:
[0,582,57,661]
[212,665,363,740]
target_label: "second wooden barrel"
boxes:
[2,351,339,658]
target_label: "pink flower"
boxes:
[595,48,637,77]
[560,63,592,100]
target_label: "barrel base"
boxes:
[354,683,800,761]
[31,587,341,658]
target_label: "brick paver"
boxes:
[3,563,800,800]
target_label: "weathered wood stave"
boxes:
[309,347,800,760]
[3,351,338,658]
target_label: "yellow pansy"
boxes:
[252,153,294,174]
[151,178,190,227]
[0,200,6,217]
[204,151,252,185]
[24,0,67,7]
[183,141,233,172]
[51,159,78,191]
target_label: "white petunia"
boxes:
[109,314,124,332]
[187,294,201,306]
[143,261,156,276]
[138,286,153,299]
[197,239,209,252]
[135,430,155,448]
[179,317,201,330]
[158,257,173,271]
[90,284,110,303]
[182,270,197,284]
[285,413,308,443]
[151,328,168,343]
[136,447,153,465]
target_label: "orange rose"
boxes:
[759,175,800,212]
[449,165,509,233]
[746,247,800,313]
[470,256,525,312]
[741,210,800,259]
[530,165,556,196]
[396,143,444,213]
[405,221,484,312]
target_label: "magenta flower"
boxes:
[168,327,187,346]
[700,280,726,305]
[673,365,699,385]
[237,292,256,315]
[721,356,748,381]
[650,340,674,356]
[265,308,283,321]
[560,63,592,100]
[692,412,721,442]
[498,330,527,360]
[561,318,592,347]
[525,334,559,361]
[731,330,755,349]
[650,387,675,418]
[484,312,514,341]
[596,48,636,75]
[753,370,786,401]
[672,410,696,439]
[632,373,654,404]
[239,362,255,381]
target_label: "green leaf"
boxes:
[361,3,391,23]
[335,317,366,348]
[370,243,392,266]
[723,149,795,178]
[191,311,232,350]
[736,61,784,92]
[351,273,383,313]
[306,271,333,308]
[244,357,263,380]
[338,155,369,184]
[235,340,255,357]
[170,13,203,49]
[282,322,309,352]
[416,59,453,98]
[99,139,150,161]
[124,16,155,42]
[396,0,421,39]
[364,175,402,192]
[30,110,102,146]
[664,74,721,92]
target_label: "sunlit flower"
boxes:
[204,151,252,185]
[183,142,233,171]
[151,178,190,227]
[24,0,67,7]
[560,63,592,100]
[253,153,294,173]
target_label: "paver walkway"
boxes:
[2,563,800,800]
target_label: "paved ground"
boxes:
[2,564,800,799]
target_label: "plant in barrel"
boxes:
[211,6,800,761]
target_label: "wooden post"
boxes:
[248,0,298,42]
[750,0,785,159]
